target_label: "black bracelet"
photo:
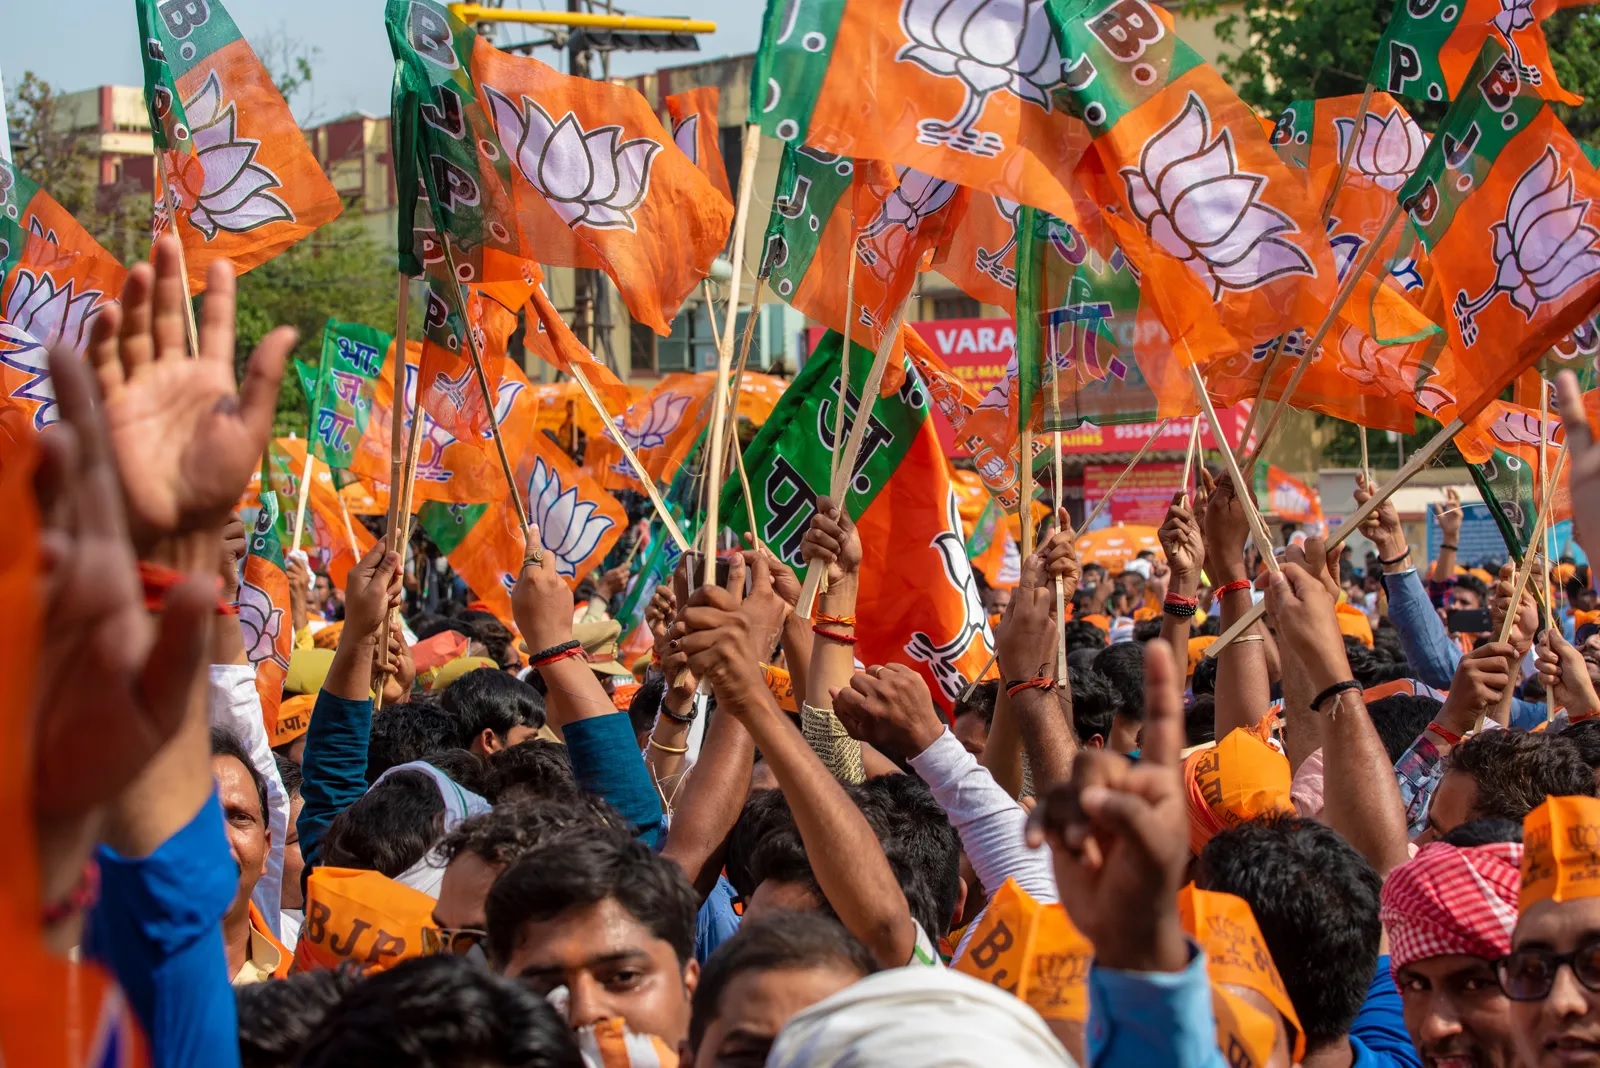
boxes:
[528,639,581,665]
[1310,680,1363,714]
[1439,543,1458,552]
[1162,602,1197,620]
[1379,549,1411,566]
[658,696,698,724]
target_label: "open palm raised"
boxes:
[87,238,293,553]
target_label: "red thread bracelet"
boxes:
[1215,579,1252,597]
[812,626,858,645]
[1427,722,1464,746]
[534,647,588,669]
[1006,677,1054,698]
[1163,593,1199,608]
[42,860,99,927]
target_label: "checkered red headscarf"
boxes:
[1380,840,1523,974]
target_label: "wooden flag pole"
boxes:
[290,449,316,554]
[337,488,360,555]
[1180,419,1202,506]
[384,275,412,556]
[567,360,689,551]
[1319,83,1375,221]
[1359,426,1371,486]
[703,280,723,354]
[723,282,767,553]
[702,124,764,572]
[156,159,201,358]
[795,298,911,618]
[832,236,861,490]
[1049,353,1067,681]
[456,289,528,529]
[1190,363,1279,574]
[1498,446,1568,644]
[1248,202,1407,467]
[1207,416,1468,656]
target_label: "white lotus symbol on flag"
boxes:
[977,196,1022,288]
[858,168,960,279]
[238,577,288,671]
[672,113,700,167]
[183,72,294,239]
[907,486,993,703]
[0,319,55,430]
[3,269,105,354]
[1453,147,1600,346]
[898,0,1061,158]
[527,457,614,579]
[1122,95,1314,300]
[618,391,691,450]
[1333,106,1429,192]
[486,87,661,232]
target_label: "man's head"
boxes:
[1198,816,1383,1054]
[849,775,963,938]
[296,956,583,1068]
[951,681,997,758]
[1067,666,1117,749]
[1063,620,1108,655]
[211,727,269,927]
[1561,719,1600,784]
[275,753,306,912]
[321,770,445,879]
[439,668,544,756]
[1369,692,1445,765]
[485,739,580,805]
[433,798,624,948]
[488,830,700,1045]
[980,582,1011,619]
[235,968,359,1068]
[312,571,334,606]
[1382,821,1524,1068]
[1450,575,1490,612]
[364,701,461,782]
[1091,643,1144,753]
[1422,730,1597,844]
[685,911,877,1068]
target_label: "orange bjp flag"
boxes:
[585,373,716,492]
[417,279,527,445]
[953,879,1093,1024]
[666,87,733,205]
[266,438,377,590]
[525,280,632,411]
[137,0,342,291]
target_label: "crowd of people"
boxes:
[17,242,1600,1068]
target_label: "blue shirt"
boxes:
[1351,955,1423,1067]
[297,689,373,877]
[84,791,240,1068]
[695,875,742,964]
[1088,945,1226,1068]
[564,712,665,849]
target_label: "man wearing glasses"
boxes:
[1382,820,1523,1068]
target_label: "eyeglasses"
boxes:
[1497,941,1600,1001]
[421,925,488,958]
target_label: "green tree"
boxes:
[1316,413,1463,470]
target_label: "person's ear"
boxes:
[949,876,969,934]
[475,729,501,756]
[1086,734,1105,750]
[682,956,700,996]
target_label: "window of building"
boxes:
[629,321,659,376]
[930,293,980,320]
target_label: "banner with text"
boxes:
[1082,462,1187,528]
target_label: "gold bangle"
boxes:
[1231,635,1265,645]
[648,737,688,754]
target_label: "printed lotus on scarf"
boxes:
[619,391,691,450]
[1334,107,1429,192]
[2,268,104,353]
[0,318,55,430]
[528,457,615,579]
[486,87,661,232]
[238,577,288,670]
[1454,148,1600,345]
[183,72,294,239]
[897,0,1061,157]
[1122,94,1314,300]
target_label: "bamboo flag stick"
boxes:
[290,449,316,554]
[795,298,911,618]
[1541,386,1555,637]
[702,125,764,572]
[568,360,689,551]
[1050,355,1067,681]
[1190,363,1279,574]
[1499,446,1568,644]
[1180,419,1202,506]
[703,280,723,354]
[156,160,200,357]
[1207,416,1468,656]
[338,489,360,555]
[1019,425,1038,562]
[832,237,861,490]
[457,290,528,529]
[385,275,411,556]
[1359,426,1371,486]
[1249,202,1407,467]
[723,282,767,552]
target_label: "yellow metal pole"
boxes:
[447,4,717,33]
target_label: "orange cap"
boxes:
[1188,636,1217,676]
[270,693,315,749]
[312,621,345,650]
[1212,986,1283,1068]
[293,867,436,974]
[1184,729,1294,857]
[1521,796,1600,911]
[953,878,1093,1023]
[1335,603,1374,649]
[1180,885,1304,1061]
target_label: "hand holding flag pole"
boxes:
[1189,364,1279,575]
[1497,445,1568,645]
[377,273,412,709]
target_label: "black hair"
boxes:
[420,748,489,796]
[1372,625,1404,665]
[849,775,962,938]
[1185,694,1216,749]
[1195,614,1222,637]
[274,752,303,801]
[689,912,879,1052]
[295,956,583,1068]
[366,701,461,783]
[1198,815,1382,1053]
[439,668,546,747]
[1066,647,1101,676]
[1091,642,1144,722]
[953,680,998,730]
[321,770,445,878]
[1366,693,1443,766]
[1343,643,1410,689]
[440,797,627,869]
[485,740,580,805]
[727,789,805,901]
[487,829,698,968]
[1442,817,1524,847]
[211,726,268,825]
[1067,665,1117,746]
[628,675,667,741]
[1063,619,1108,655]
[1560,718,1600,770]
[1190,654,1218,697]
[456,612,520,671]
[1452,574,1490,603]
[1445,729,1597,821]
[1131,617,1164,643]
[236,967,360,1068]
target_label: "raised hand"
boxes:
[801,495,862,588]
[1283,535,1341,603]
[670,561,767,699]
[286,549,310,633]
[511,523,576,656]
[32,347,213,818]
[1201,469,1250,584]
[379,622,417,704]
[1037,508,1082,601]
[1261,562,1353,695]
[1436,488,1463,541]
[1440,642,1517,726]
[1028,640,1189,973]
[748,538,803,609]
[1537,629,1600,720]
[997,550,1059,684]
[1354,472,1407,565]
[831,663,945,760]
[646,585,677,662]
[1158,492,1204,591]
[86,238,294,557]
[1490,561,1540,655]
[737,550,790,660]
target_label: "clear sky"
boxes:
[0,1,764,124]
